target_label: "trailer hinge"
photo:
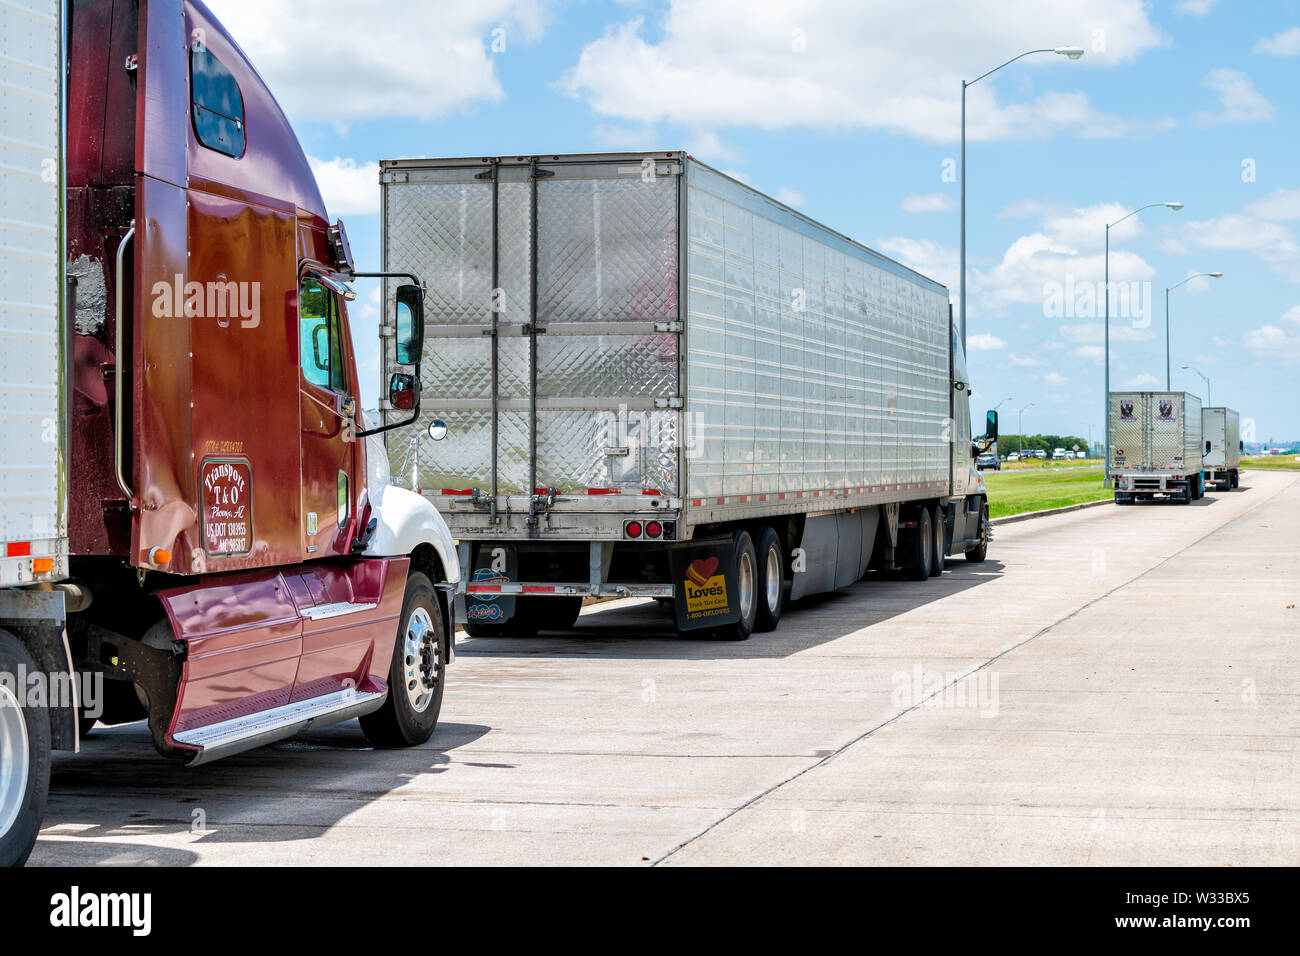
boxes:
[382,170,409,185]
[379,323,395,338]
[521,322,547,335]
[531,167,556,179]
[654,397,684,409]
[654,320,683,333]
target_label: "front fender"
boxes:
[364,484,460,585]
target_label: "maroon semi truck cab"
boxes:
[57,0,458,767]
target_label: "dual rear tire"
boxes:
[0,630,48,868]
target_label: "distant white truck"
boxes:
[1201,407,1241,490]
[1110,391,1205,505]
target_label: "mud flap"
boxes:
[463,544,520,626]
[669,538,740,633]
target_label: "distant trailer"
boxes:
[1109,391,1204,505]
[1201,407,1241,490]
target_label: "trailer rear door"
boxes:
[381,155,683,516]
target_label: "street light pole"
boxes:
[1182,365,1210,406]
[1165,272,1223,389]
[1103,201,1183,486]
[960,45,1083,350]
[1018,402,1035,456]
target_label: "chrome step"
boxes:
[303,601,379,621]
[173,688,386,766]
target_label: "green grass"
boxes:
[1241,455,1300,471]
[999,457,1097,471]
[982,465,1111,519]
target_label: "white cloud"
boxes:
[593,123,659,149]
[1253,27,1300,57]
[1243,309,1300,363]
[1176,0,1215,15]
[1123,372,1160,387]
[1195,69,1274,125]
[1008,353,1042,367]
[561,1,1167,145]
[1176,212,1300,282]
[776,187,806,207]
[1073,344,1115,363]
[205,1,544,123]
[901,193,955,214]
[967,333,1006,351]
[1244,187,1300,221]
[308,156,381,217]
[1044,372,1068,386]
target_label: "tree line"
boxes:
[994,434,1093,457]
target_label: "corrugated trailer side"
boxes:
[0,0,67,585]
[680,159,951,528]
[1202,406,1241,489]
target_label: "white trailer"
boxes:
[1201,407,1241,490]
[381,152,996,639]
[1110,391,1205,504]
[0,0,79,868]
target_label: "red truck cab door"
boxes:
[298,271,359,557]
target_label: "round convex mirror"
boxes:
[428,419,448,441]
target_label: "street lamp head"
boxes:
[1054,46,1085,59]
[1165,202,1184,211]
[1209,272,1223,278]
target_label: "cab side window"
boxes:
[190,43,245,157]
[299,277,345,391]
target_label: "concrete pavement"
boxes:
[30,470,1299,865]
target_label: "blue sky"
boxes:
[212,0,1300,445]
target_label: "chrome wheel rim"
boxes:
[764,546,781,612]
[920,514,932,569]
[738,548,755,621]
[402,607,441,714]
[0,685,30,839]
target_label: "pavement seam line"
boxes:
[651,473,1298,865]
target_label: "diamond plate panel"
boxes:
[536,333,677,398]
[1110,393,1147,468]
[538,176,678,323]
[535,410,679,494]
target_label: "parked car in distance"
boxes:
[1075,450,1087,459]
[1034,450,1048,460]
[1005,452,1020,462]
[1052,448,1068,460]
[976,451,1001,471]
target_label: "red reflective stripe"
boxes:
[587,488,620,495]
[5,542,30,557]
[692,499,703,507]
[466,584,502,593]
[642,488,663,496]
[716,497,725,505]
[440,489,473,496]
[521,585,555,594]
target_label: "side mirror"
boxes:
[389,371,418,410]
[985,409,998,439]
[394,284,424,366]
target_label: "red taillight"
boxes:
[625,520,642,538]
[645,520,662,538]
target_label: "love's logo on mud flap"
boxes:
[683,556,728,620]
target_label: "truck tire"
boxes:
[929,504,945,577]
[903,507,932,580]
[715,529,758,641]
[536,596,583,633]
[964,501,989,563]
[0,630,50,868]
[360,573,446,748]
[754,526,784,633]
[463,601,541,638]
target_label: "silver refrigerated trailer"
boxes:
[1201,406,1241,490]
[381,152,997,639]
[0,0,79,868]
[1110,391,1205,504]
